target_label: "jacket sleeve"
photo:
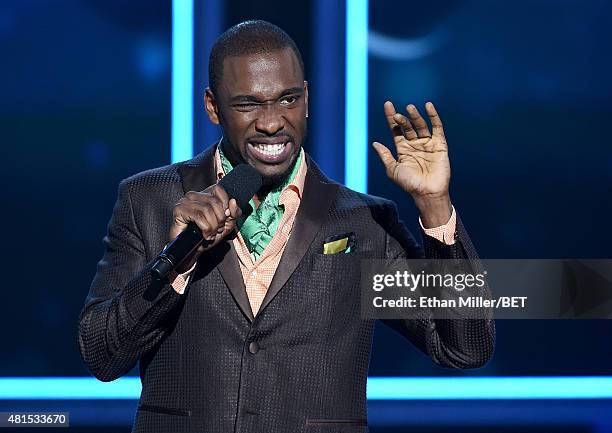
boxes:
[380,202,495,369]
[77,179,186,381]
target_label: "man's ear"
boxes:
[204,87,220,125]
[304,80,309,118]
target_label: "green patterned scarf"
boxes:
[218,142,302,261]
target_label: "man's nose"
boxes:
[255,105,284,135]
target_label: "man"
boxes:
[78,20,494,433]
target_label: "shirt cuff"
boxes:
[169,261,197,294]
[419,205,457,245]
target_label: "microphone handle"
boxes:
[150,222,211,280]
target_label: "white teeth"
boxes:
[252,142,286,156]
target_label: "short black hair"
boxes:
[208,20,305,95]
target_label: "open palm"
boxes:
[373,101,450,198]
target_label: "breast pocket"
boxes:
[133,403,194,433]
[310,252,363,300]
[311,253,361,281]
[305,418,369,432]
[137,403,191,417]
[309,253,364,336]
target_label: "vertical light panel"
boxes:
[345,0,368,192]
[172,0,194,163]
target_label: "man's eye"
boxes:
[234,103,259,111]
[280,96,298,106]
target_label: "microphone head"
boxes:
[218,164,263,215]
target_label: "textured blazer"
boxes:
[78,144,495,433]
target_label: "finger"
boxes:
[383,101,403,139]
[220,199,241,236]
[185,204,216,237]
[209,184,230,214]
[406,104,431,138]
[425,101,445,139]
[206,194,228,226]
[171,204,214,240]
[227,198,242,220]
[392,112,418,140]
[186,191,227,225]
[198,204,222,237]
[372,142,397,177]
[170,200,194,236]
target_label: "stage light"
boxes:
[345,0,368,192]
[171,0,194,163]
[3,377,612,400]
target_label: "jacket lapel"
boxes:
[257,155,339,316]
[177,143,255,322]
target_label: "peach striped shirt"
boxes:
[215,147,307,315]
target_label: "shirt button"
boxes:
[251,270,257,277]
[248,342,259,354]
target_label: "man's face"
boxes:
[205,48,308,185]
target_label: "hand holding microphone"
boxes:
[169,184,241,273]
[151,164,262,280]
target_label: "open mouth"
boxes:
[247,140,292,163]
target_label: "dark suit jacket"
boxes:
[78,144,494,433]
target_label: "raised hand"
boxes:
[373,101,452,227]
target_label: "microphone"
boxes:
[151,164,262,280]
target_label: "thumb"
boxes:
[372,142,397,177]
[220,198,241,236]
[227,198,242,220]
